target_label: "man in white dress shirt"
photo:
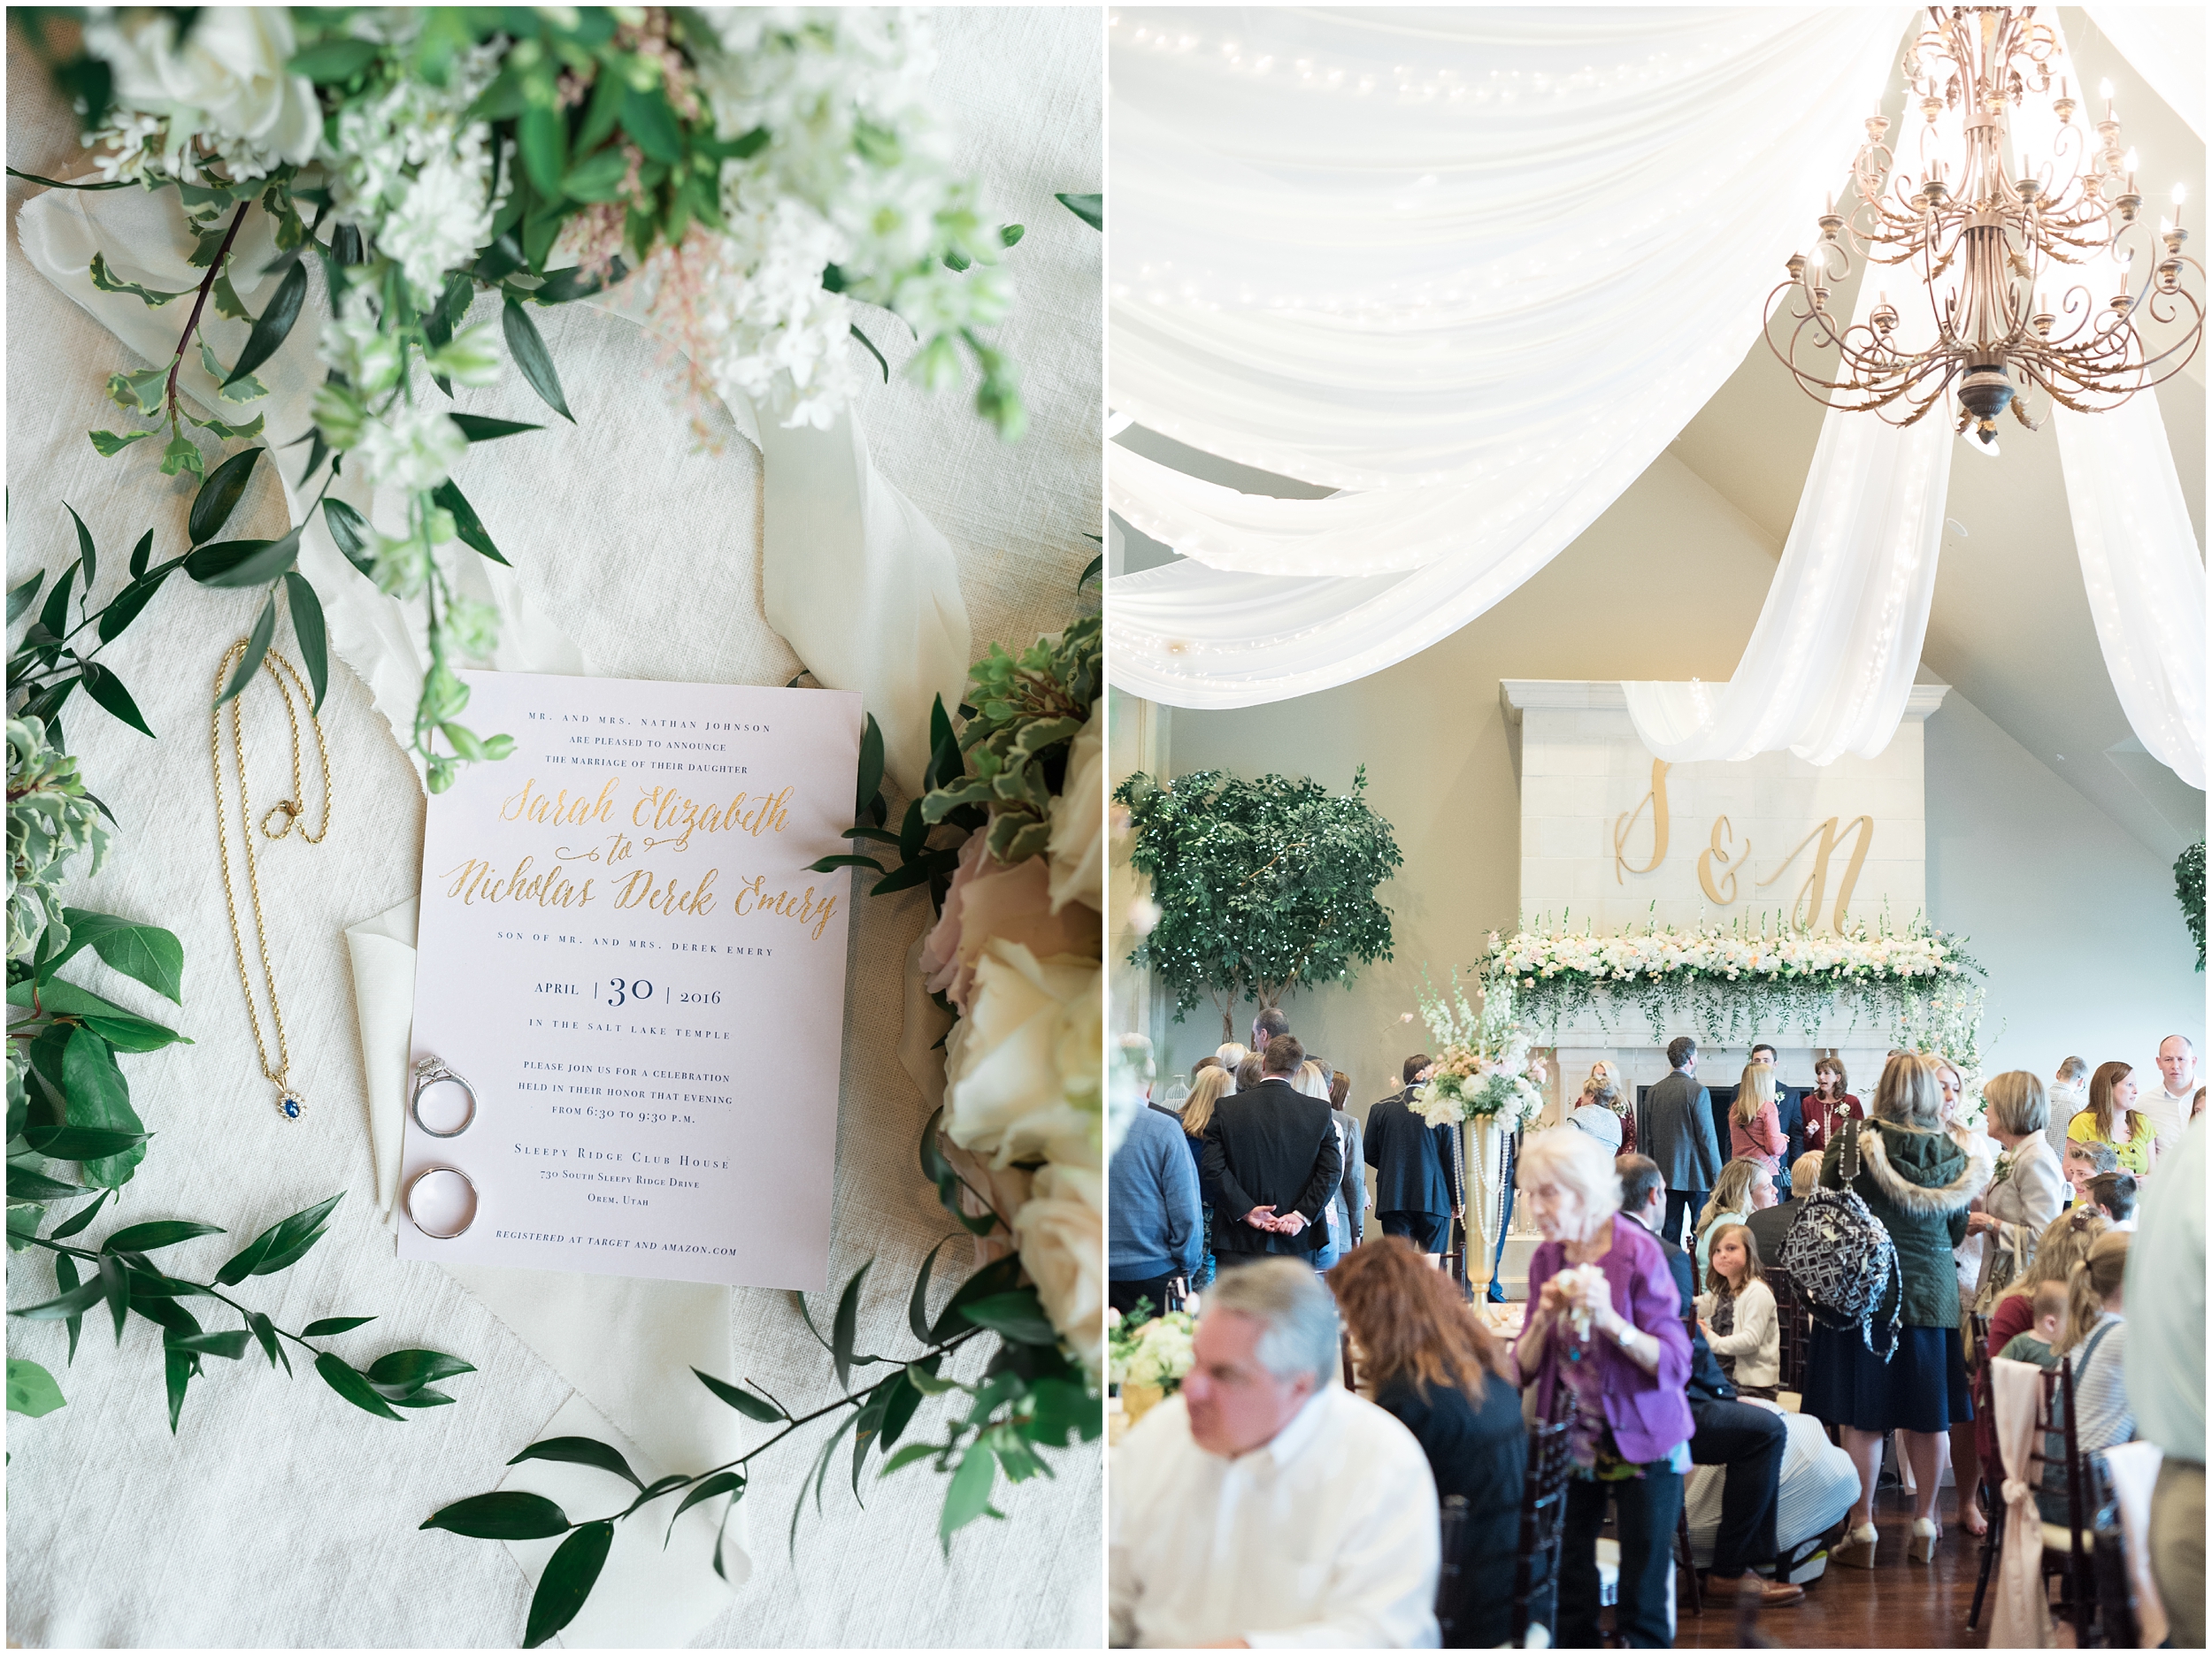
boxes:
[1108,1259,1441,1648]
[2140,1036,2199,1159]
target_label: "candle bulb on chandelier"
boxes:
[2174,181,2186,232]
[2101,78,2115,120]
[2124,147,2138,193]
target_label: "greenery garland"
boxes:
[2177,840,2205,972]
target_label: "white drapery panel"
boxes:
[1106,5,1911,708]
[1623,231,1955,763]
[2085,5,2207,142]
[2055,391,2208,789]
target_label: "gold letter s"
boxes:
[1613,760,1671,883]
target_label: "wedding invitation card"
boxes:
[398,670,862,1290]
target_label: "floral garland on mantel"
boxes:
[1482,911,1982,1046]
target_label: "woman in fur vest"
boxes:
[1801,1053,1995,1568]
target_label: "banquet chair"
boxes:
[1436,1495,1474,1647]
[1511,1382,1577,1645]
[2086,1455,2138,1650]
[1673,1306,1702,1619]
[1967,1350,2008,1630]
[2028,1356,2097,1643]
[1767,1269,1809,1395]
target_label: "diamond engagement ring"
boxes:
[410,1056,479,1138]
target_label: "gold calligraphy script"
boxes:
[1611,762,1876,931]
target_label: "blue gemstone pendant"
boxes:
[278,1089,304,1122]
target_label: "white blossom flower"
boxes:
[84,7,321,180]
[356,404,467,494]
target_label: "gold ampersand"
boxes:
[1697,816,1747,905]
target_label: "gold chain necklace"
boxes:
[210,641,334,1122]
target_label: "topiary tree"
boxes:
[2177,839,2205,972]
[1115,766,1402,1039]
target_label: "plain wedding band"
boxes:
[410,1056,478,1138]
[403,1165,478,1240]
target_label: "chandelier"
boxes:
[1765,7,2203,456]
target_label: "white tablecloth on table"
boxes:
[4,10,1102,1646]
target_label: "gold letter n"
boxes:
[1755,815,1874,932]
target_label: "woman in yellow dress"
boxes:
[2067,1060,2153,1176]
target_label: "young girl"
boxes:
[1732,1061,1786,1174]
[1697,1222,1779,1399]
[1801,1056,1862,1153]
[1694,1157,1774,1281]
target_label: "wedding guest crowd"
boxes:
[1109,1030,2200,1649]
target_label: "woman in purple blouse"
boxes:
[1513,1126,1695,1649]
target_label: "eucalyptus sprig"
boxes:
[423,1109,1099,1649]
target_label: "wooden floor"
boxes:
[1673,1483,2065,1651]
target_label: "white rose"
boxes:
[1015,1162,1103,1375]
[90,8,322,170]
[941,939,1100,1168]
[1044,705,1102,916]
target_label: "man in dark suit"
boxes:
[1647,1035,1722,1248]
[1202,1034,1341,1266]
[1618,1154,1803,1609]
[1363,1054,1462,1265]
[1751,1043,1809,1168]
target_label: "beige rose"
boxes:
[942,939,1100,1169]
[919,832,1096,1016]
[1045,706,1102,916]
[1015,1162,1103,1375]
[939,1137,1035,1268]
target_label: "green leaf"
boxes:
[313,1351,403,1421]
[1002,223,1025,247]
[931,1253,1025,1343]
[88,428,154,457]
[64,502,97,588]
[880,1358,934,1448]
[524,1520,614,1649]
[214,1191,344,1284]
[216,594,278,708]
[575,66,626,155]
[21,1125,150,1161]
[48,911,184,1003]
[97,563,176,644]
[851,1381,893,1499]
[227,260,308,387]
[620,85,683,164]
[879,1442,939,1475]
[502,297,574,423]
[198,340,265,403]
[88,251,189,306]
[7,1164,84,1201]
[421,1490,573,1539]
[388,1387,455,1408]
[855,714,886,817]
[908,1236,955,1343]
[6,979,188,1053]
[160,431,204,477]
[288,36,380,82]
[367,1347,476,1398]
[63,1026,147,1187]
[7,1358,65,1417]
[300,1315,375,1337]
[430,479,509,564]
[832,1258,872,1391]
[8,1273,108,1321]
[1079,552,1102,591]
[321,498,375,578]
[692,1366,784,1422]
[560,146,630,203]
[50,1189,111,1240]
[806,854,885,874]
[211,269,250,321]
[182,408,265,441]
[249,1309,285,1370]
[98,1253,128,1343]
[450,413,543,444]
[666,1469,744,1545]
[8,570,44,623]
[165,1345,193,1432]
[1055,191,1102,232]
[953,1290,1059,1345]
[100,1220,223,1253]
[508,1435,641,1490]
[518,103,570,199]
[189,446,264,546]
[190,525,303,589]
[38,561,77,648]
[284,572,327,712]
[106,365,170,415]
[76,663,155,739]
[850,324,890,383]
[939,1444,999,1552]
[170,1329,251,1360]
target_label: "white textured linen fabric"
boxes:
[1104,5,1909,708]
[2053,391,2208,789]
[2085,5,2207,141]
[1623,242,1954,764]
[4,8,1102,1647]
[1991,1355,2058,1650]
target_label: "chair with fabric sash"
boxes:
[1967,1348,2008,1629]
[1510,1380,1576,1646]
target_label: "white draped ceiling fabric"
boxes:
[1111,4,2208,793]
[1107,6,1913,706]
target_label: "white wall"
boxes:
[1925,690,2203,1083]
